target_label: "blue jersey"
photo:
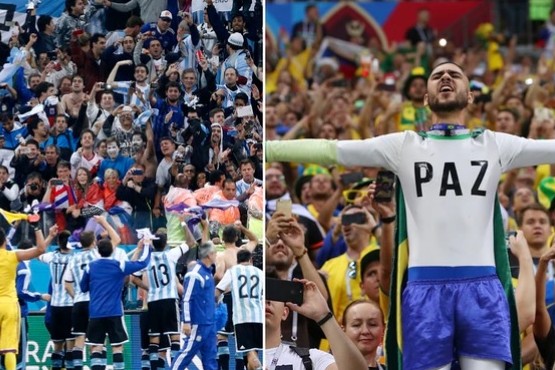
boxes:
[64,248,99,303]
[140,23,177,52]
[182,261,215,325]
[40,250,74,307]
[147,244,189,302]
[81,246,151,318]
[16,261,43,317]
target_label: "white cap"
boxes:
[227,32,244,47]
[160,10,173,20]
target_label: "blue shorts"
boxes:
[402,270,512,370]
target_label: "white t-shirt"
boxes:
[265,344,335,370]
[336,130,555,268]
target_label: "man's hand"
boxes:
[279,220,306,257]
[93,215,107,224]
[41,293,51,301]
[540,241,555,263]
[266,212,289,244]
[48,225,59,238]
[508,231,531,260]
[286,279,331,322]
[182,322,192,336]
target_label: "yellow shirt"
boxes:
[321,245,375,321]
[0,249,19,302]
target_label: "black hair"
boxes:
[18,239,34,250]
[90,33,105,48]
[97,238,113,257]
[37,15,53,33]
[80,231,95,248]
[237,249,251,263]
[222,226,238,244]
[209,170,224,184]
[152,233,168,251]
[34,81,54,98]
[58,230,71,250]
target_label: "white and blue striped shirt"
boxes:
[216,264,263,324]
[64,248,99,303]
[40,251,74,307]
[147,244,189,302]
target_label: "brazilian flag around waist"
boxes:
[384,179,522,369]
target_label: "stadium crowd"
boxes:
[0,0,264,369]
[265,5,555,370]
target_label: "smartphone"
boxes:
[340,172,364,186]
[374,170,395,203]
[505,231,517,248]
[51,179,64,186]
[266,278,304,305]
[254,143,262,150]
[276,199,292,217]
[341,212,367,226]
[195,49,204,60]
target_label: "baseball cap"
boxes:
[360,247,381,280]
[160,10,173,20]
[227,32,244,48]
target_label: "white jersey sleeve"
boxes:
[336,132,407,171]
[167,243,189,264]
[493,131,555,171]
[39,252,54,264]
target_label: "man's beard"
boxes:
[428,92,468,114]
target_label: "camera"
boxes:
[29,183,39,191]
[99,83,112,90]
[254,143,262,150]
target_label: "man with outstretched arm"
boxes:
[265,61,555,370]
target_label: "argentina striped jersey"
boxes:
[64,248,99,303]
[216,264,263,324]
[40,251,74,307]
[147,244,189,302]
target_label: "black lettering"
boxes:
[439,162,462,196]
[471,160,488,196]
[414,162,433,197]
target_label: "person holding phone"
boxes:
[265,277,367,370]
[266,212,332,349]
[266,61,555,370]
[320,205,379,321]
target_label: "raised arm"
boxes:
[508,231,535,332]
[534,244,555,339]
[104,0,139,13]
[270,214,329,301]
[287,280,367,370]
[16,227,47,262]
[94,215,121,247]
[236,221,258,252]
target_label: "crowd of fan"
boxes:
[0,0,264,247]
[265,6,555,370]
